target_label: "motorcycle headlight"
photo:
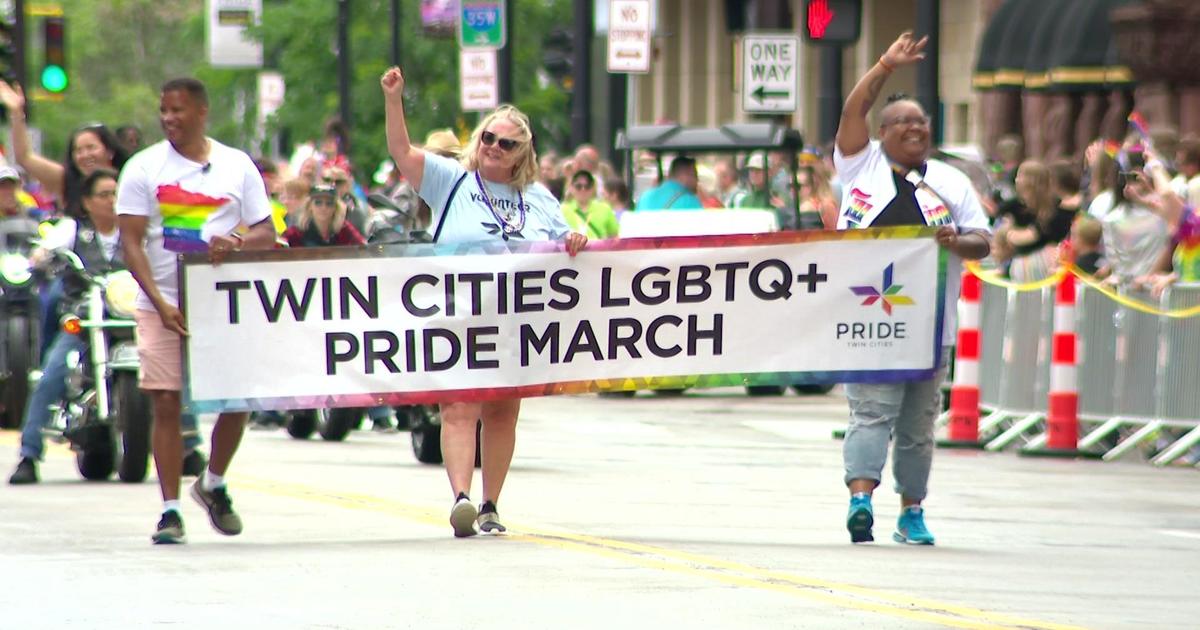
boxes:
[0,253,32,285]
[102,270,140,318]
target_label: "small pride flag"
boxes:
[1127,111,1151,141]
[157,184,229,252]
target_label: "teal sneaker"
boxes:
[847,494,874,543]
[893,506,936,545]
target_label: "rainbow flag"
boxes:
[157,184,229,252]
[1127,111,1151,141]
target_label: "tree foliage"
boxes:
[20,0,572,185]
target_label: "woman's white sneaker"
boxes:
[477,501,506,534]
[450,493,479,538]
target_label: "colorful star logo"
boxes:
[850,263,914,315]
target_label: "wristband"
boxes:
[230,232,244,251]
[878,57,895,73]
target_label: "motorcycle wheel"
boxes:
[746,385,787,396]
[598,391,637,399]
[287,411,317,439]
[792,384,836,395]
[114,372,152,483]
[318,408,360,442]
[410,421,442,464]
[1,315,31,429]
[76,445,115,481]
[410,412,482,468]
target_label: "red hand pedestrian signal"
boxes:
[807,0,835,39]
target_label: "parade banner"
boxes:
[180,228,946,413]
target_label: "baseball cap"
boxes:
[0,166,20,182]
[309,184,337,198]
[745,152,767,170]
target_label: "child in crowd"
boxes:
[1071,216,1107,276]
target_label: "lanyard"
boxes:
[474,171,526,239]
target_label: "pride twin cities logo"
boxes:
[838,263,914,346]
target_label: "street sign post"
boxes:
[606,0,651,74]
[460,48,499,112]
[459,0,506,49]
[740,33,799,114]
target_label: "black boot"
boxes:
[9,457,38,484]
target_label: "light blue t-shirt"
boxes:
[636,180,703,211]
[419,153,569,244]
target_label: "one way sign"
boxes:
[741,33,800,114]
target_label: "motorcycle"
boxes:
[42,248,152,482]
[0,219,42,428]
[364,194,473,466]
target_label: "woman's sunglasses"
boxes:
[572,182,592,191]
[481,130,521,152]
[312,196,336,207]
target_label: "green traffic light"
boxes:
[41,64,67,93]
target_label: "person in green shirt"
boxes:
[561,169,619,239]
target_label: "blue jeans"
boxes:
[842,348,951,502]
[38,278,65,359]
[20,333,201,460]
[367,405,392,422]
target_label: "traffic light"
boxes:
[41,17,67,93]
[801,0,862,44]
[542,27,573,90]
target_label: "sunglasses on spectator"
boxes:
[324,177,348,185]
[481,131,521,152]
[312,196,336,207]
[573,181,593,191]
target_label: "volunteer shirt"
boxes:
[419,153,569,245]
[834,140,990,346]
[116,139,272,310]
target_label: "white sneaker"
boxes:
[450,493,478,538]
[477,501,506,534]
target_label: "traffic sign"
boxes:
[606,0,651,74]
[741,33,799,114]
[460,48,499,112]
[459,0,506,49]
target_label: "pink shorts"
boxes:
[135,309,183,391]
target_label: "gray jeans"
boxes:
[843,348,951,502]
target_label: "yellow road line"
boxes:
[237,475,1086,630]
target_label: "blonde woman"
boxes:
[996,160,1075,280]
[281,185,365,247]
[382,66,587,537]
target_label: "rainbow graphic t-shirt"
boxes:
[157,183,230,252]
[1173,207,1200,282]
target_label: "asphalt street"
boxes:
[1,388,1197,629]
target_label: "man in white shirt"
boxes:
[117,78,276,545]
[833,32,991,546]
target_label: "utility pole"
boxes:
[496,0,514,103]
[13,0,26,119]
[570,0,592,148]
[390,0,401,67]
[916,0,941,144]
[816,45,843,145]
[337,0,351,149]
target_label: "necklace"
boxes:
[474,171,526,239]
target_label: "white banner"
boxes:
[181,230,945,412]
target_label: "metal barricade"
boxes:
[1076,286,1118,421]
[1148,284,1200,464]
[977,281,1008,411]
[1113,287,1161,420]
[983,286,1055,450]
